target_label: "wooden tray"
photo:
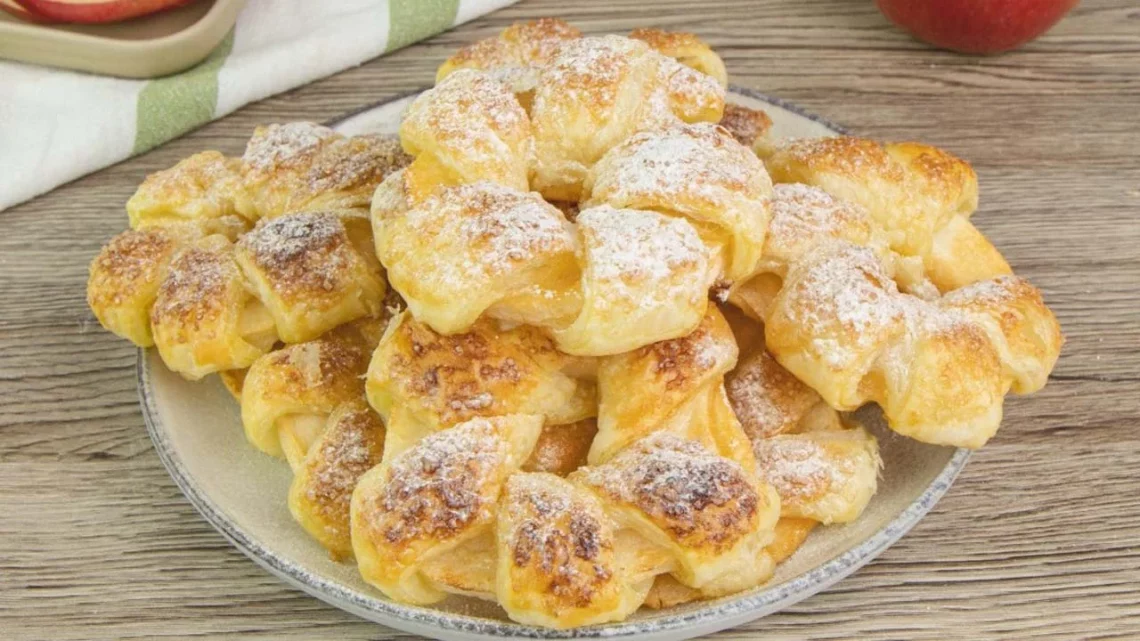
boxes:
[0,0,245,78]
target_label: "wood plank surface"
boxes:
[2,0,1139,639]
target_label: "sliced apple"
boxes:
[1,0,58,22]
[13,0,193,24]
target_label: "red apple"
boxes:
[0,0,57,22]
[13,0,193,23]
[876,0,1080,54]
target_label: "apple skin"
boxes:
[13,0,193,23]
[876,0,1080,54]
[1,0,58,22]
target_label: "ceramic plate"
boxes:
[139,87,970,641]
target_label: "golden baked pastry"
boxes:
[718,103,774,149]
[127,124,409,229]
[237,122,410,219]
[241,319,380,469]
[642,516,815,610]
[437,18,582,109]
[590,307,755,473]
[83,16,1069,630]
[629,28,728,87]
[373,177,579,334]
[149,235,278,380]
[760,136,1012,291]
[374,174,721,356]
[288,399,386,560]
[126,151,250,238]
[584,121,773,282]
[400,70,534,200]
[350,417,777,627]
[365,310,597,460]
[553,205,718,355]
[765,241,1062,448]
[235,210,386,344]
[531,35,725,200]
[87,226,198,347]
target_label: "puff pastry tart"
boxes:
[126,151,251,239]
[400,70,535,200]
[437,19,726,112]
[759,136,1012,291]
[365,310,597,460]
[235,210,385,344]
[530,35,725,201]
[237,123,411,220]
[373,174,721,356]
[373,175,580,334]
[127,124,409,232]
[288,399,386,560]
[765,241,1062,448]
[149,234,278,379]
[583,121,773,283]
[88,225,201,347]
[437,18,583,109]
[591,306,754,473]
[241,318,382,469]
[726,337,880,524]
[350,416,777,627]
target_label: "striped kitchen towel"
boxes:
[0,0,517,212]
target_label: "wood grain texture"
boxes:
[2,0,1139,639]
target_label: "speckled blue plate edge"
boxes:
[138,86,973,640]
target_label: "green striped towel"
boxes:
[0,0,517,212]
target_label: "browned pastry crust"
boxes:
[765,241,1062,448]
[437,18,583,107]
[629,28,728,87]
[351,421,777,626]
[235,210,385,344]
[365,311,597,460]
[718,103,773,149]
[87,226,195,347]
[760,136,1011,291]
[149,235,277,379]
[591,306,755,473]
[238,123,411,219]
[289,400,386,560]
[241,320,379,468]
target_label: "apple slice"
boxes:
[13,0,193,23]
[1,0,58,22]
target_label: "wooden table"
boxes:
[3,1,1138,639]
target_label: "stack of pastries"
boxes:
[86,18,1062,628]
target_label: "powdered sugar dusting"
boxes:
[304,405,384,537]
[503,474,613,606]
[374,418,507,545]
[766,183,871,259]
[238,212,353,300]
[781,243,903,369]
[593,123,760,209]
[577,206,709,308]
[410,182,576,281]
[150,244,232,327]
[942,275,1025,306]
[753,436,845,504]
[726,350,821,440]
[243,122,336,172]
[403,70,530,179]
[577,433,758,545]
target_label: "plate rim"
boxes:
[139,86,973,639]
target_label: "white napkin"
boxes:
[0,0,516,212]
